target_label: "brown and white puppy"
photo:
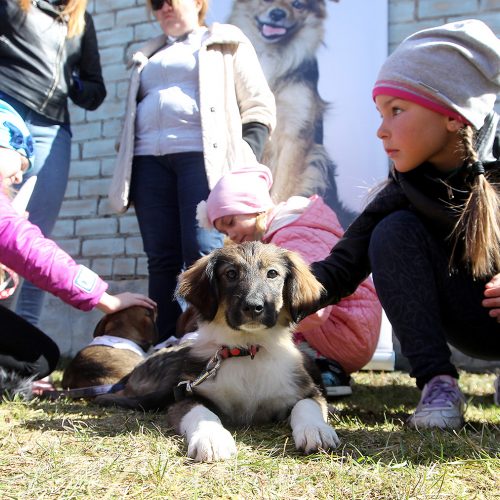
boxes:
[62,306,158,389]
[96,242,339,462]
[229,0,355,227]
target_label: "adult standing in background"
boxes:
[109,0,275,344]
[0,0,106,326]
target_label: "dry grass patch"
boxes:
[1,371,498,499]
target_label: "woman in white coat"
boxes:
[109,0,275,344]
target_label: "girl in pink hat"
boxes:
[197,164,382,396]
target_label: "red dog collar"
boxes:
[219,345,260,360]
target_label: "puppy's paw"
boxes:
[187,422,237,462]
[293,422,340,454]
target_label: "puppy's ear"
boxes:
[176,252,219,321]
[283,250,324,323]
[93,315,110,338]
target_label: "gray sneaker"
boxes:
[494,375,499,406]
[407,375,466,430]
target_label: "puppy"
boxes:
[96,242,340,462]
[62,306,158,389]
[229,0,355,227]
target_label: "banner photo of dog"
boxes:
[207,0,389,229]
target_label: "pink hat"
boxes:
[197,164,274,229]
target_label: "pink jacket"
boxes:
[263,195,382,373]
[0,189,107,311]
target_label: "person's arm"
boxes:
[68,13,107,110]
[0,191,154,312]
[232,33,276,139]
[311,181,408,308]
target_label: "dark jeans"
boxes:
[130,152,223,341]
[0,304,60,378]
[368,210,500,389]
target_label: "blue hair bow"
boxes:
[3,120,34,159]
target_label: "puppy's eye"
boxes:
[292,0,306,9]
[226,269,238,280]
[267,269,278,279]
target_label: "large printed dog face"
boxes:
[176,241,323,331]
[231,0,328,45]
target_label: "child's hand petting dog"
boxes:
[97,291,156,314]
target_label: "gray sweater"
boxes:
[134,28,207,156]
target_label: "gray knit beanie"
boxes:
[373,19,500,130]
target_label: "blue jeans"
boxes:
[368,210,500,388]
[130,153,224,341]
[0,93,72,327]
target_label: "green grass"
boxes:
[1,371,498,499]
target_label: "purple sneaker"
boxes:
[407,375,466,430]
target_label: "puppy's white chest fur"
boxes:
[192,337,304,425]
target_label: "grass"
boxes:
[0,371,498,499]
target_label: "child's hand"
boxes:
[96,292,157,315]
[483,273,500,322]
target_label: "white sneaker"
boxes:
[407,375,465,430]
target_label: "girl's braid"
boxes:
[451,126,500,277]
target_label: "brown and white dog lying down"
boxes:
[62,306,158,390]
[96,242,340,462]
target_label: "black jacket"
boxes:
[0,0,106,123]
[311,127,500,307]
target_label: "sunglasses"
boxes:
[151,0,173,10]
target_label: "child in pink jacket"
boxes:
[197,164,382,396]
[0,100,155,396]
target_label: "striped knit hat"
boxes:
[372,19,500,130]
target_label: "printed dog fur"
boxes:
[96,242,339,462]
[229,0,356,227]
[62,306,158,389]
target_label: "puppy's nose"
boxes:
[269,8,286,22]
[243,299,264,319]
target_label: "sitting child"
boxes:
[310,19,500,427]
[0,99,155,397]
[196,164,382,396]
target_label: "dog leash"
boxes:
[174,344,260,401]
[40,381,126,400]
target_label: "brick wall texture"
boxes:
[40,0,500,356]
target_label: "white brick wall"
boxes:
[40,0,500,355]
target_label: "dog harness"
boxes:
[174,344,260,401]
[88,335,148,358]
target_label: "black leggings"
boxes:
[369,210,500,389]
[0,303,59,379]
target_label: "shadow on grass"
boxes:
[20,392,499,468]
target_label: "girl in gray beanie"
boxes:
[310,19,500,429]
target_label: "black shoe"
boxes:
[315,359,352,397]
